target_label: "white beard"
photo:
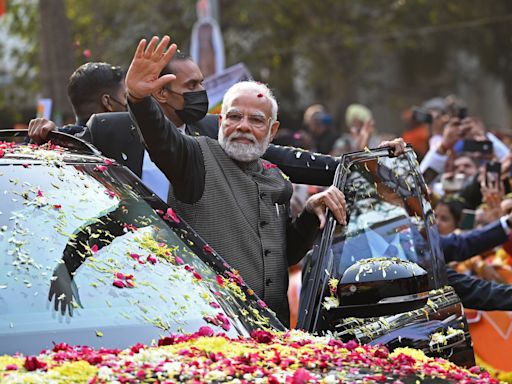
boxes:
[218,126,271,162]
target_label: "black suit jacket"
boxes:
[440,220,512,311]
[81,113,145,176]
[81,113,222,178]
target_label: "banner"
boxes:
[36,98,53,120]
[190,0,224,77]
[203,63,252,114]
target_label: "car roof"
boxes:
[0,129,108,165]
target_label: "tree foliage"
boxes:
[2,0,512,129]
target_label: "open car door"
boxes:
[297,147,474,367]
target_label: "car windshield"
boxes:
[0,149,282,355]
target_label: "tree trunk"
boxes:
[38,0,75,123]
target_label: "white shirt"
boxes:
[141,151,170,201]
[140,124,186,201]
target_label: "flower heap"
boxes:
[0,330,497,383]
[0,140,65,159]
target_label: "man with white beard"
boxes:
[126,36,347,324]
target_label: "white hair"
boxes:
[221,81,278,122]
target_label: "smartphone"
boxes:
[441,174,465,192]
[485,161,501,188]
[422,167,439,184]
[461,139,493,154]
[459,209,476,230]
[457,107,468,120]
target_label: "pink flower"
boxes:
[90,244,99,253]
[250,330,274,343]
[216,275,225,286]
[217,313,230,331]
[469,366,484,374]
[104,158,114,166]
[115,272,125,280]
[0,149,4,158]
[5,364,18,370]
[123,223,138,232]
[257,93,264,98]
[165,208,180,223]
[37,190,43,197]
[104,189,116,198]
[129,253,140,261]
[126,280,136,288]
[94,165,107,173]
[22,163,29,168]
[184,265,194,272]
[197,326,214,337]
[257,299,268,309]
[226,270,246,286]
[345,339,358,350]
[203,244,214,254]
[174,256,184,265]
[113,280,126,288]
[136,369,146,380]
[130,343,145,354]
[23,356,47,371]
[209,301,220,309]
[155,209,164,215]
[158,335,178,346]
[192,271,202,281]
[262,161,278,170]
[52,343,71,352]
[147,255,157,265]
[83,49,92,58]
[291,368,311,384]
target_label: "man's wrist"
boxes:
[127,91,145,103]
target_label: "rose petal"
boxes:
[94,165,107,173]
[166,208,180,223]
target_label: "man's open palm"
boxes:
[126,35,178,100]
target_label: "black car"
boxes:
[0,132,483,383]
[298,147,474,367]
[0,131,284,356]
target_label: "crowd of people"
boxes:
[24,34,512,376]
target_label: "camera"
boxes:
[457,107,468,120]
[412,107,433,124]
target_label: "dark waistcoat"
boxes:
[169,137,293,322]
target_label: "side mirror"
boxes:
[326,258,429,319]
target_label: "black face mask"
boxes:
[169,89,209,124]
